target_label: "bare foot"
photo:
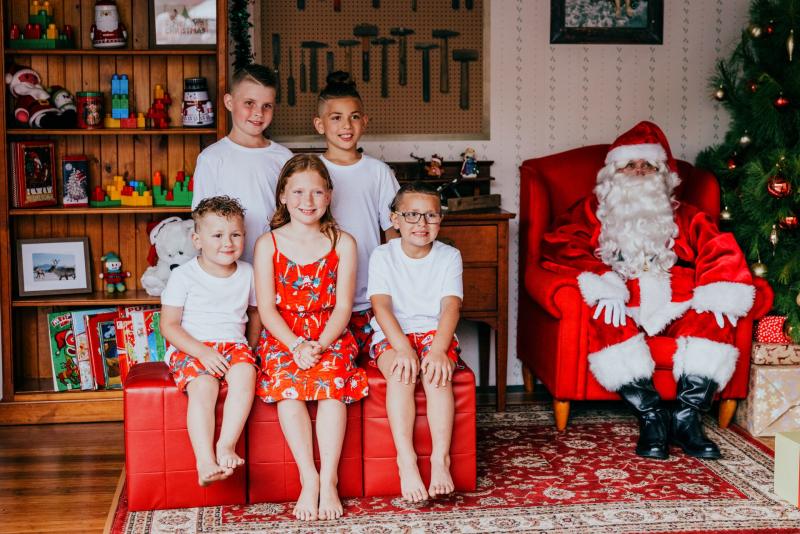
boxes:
[318,481,343,520]
[626,6,634,16]
[197,461,227,487]
[216,442,245,471]
[293,473,319,521]
[615,5,622,16]
[397,456,428,503]
[428,456,455,498]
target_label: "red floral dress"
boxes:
[256,234,368,404]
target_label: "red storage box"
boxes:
[124,362,247,511]
[361,359,476,496]
[246,399,363,503]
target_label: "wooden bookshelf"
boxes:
[10,206,191,216]
[5,48,216,56]
[8,127,217,136]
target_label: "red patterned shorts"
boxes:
[168,341,256,392]
[348,309,375,358]
[370,330,460,365]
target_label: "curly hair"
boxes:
[192,196,246,230]
[271,154,340,247]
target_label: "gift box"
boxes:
[735,364,800,437]
[774,431,800,508]
[756,316,793,344]
[752,342,800,366]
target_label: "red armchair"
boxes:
[517,145,773,431]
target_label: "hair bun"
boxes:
[325,70,356,89]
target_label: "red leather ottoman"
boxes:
[362,360,476,496]
[124,362,247,511]
[246,399,363,503]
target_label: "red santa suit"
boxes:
[541,124,755,395]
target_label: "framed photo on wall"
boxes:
[16,238,93,297]
[551,0,663,44]
[149,0,217,49]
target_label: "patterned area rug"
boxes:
[110,404,800,533]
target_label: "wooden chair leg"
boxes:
[553,400,570,431]
[522,366,534,393]
[718,399,737,428]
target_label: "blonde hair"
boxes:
[271,154,339,248]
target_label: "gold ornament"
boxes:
[720,206,733,220]
[713,87,726,101]
[752,261,768,277]
[789,29,795,61]
[796,290,800,307]
[770,224,779,246]
[785,319,795,340]
[739,133,752,147]
[749,24,763,38]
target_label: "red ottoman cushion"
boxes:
[124,362,247,511]
[362,359,476,496]
[246,400,363,503]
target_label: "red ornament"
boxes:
[766,23,775,35]
[727,158,738,170]
[748,80,758,92]
[779,215,798,229]
[767,175,793,197]
[775,94,790,108]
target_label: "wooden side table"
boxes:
[438,209,515,411]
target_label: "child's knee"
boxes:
[187,374,220,397]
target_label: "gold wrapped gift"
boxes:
[775,431,800,507]
[752,342,800,365]
[735,365,800,437]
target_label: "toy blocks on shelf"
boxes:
[152,171,194,207]
[102,74,145,128]
[90,175,153,208]
[8,1,74,49]
[146,84,171,129]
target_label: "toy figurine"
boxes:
[49,85,77,127]
[146,84,171,129]
[99,251,130,293]
[460,147,479,178]
[5,64,61,128]
[90,0,127,49]
[425,154,444,178]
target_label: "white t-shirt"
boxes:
[192,137,293,263]
[321,154,400,311]
[161,258,256,343]
[366,239,463,345]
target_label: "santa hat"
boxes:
[5,64,40,91]
[604,121,677,173]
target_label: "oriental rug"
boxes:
[108,404,800,533]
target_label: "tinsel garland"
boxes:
[230,0,254,71]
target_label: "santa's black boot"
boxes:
[671,374,721,459]
[617,378,670,459]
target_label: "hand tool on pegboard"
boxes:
[334,0,341,11]
[272,33,282,103]
[353,24,379,82]
[372,0,379,7]
[411,0,417,12]
[302,41,329,93]
[326,51,335,74]
[466,0,474,9]
[414,42,439,103]
[390,27,414,86]
[432,29,459,94]
[287,48,296,106]
[338,39,360,76]
[300,47,307,92]
[453,49,478,110]
[452,0,460,8]
[297,0,305,10]
[371,37,396,98]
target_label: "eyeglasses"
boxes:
[621,160,659,174]
[395,211,443,224]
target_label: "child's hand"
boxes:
[197,346,231,377]
[390,348,420,385]
[293,342,319,370]
[421,350,455,387]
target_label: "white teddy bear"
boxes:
[140,216,197,296]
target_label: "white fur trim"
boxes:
[577,271,629,306]
[672,336,739,390]
[628,272,691,336]
[588,333,654,392]
[605,143,667,166]
[692,282,755,318]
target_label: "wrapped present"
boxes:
[752,342,800,365]
[756,315,793,344]
[775,431,800,508]
[735,364,800,437]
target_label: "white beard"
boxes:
[594,161,680,280]
[96,8,120,32]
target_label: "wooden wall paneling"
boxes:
[0,2,11,401]
[115,0,132,49]
[131,0,149,50]
[16,309,36,389]
[9,0,25,28]
[166,56,184,133]
[118,213,137,288]
[80,0,93,49]
[35,307,50,384]
[135,214,151,290]
[132,57,151,122]
[63,0,81,36]
[149,57,168,176]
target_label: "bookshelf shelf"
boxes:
[12,289,160,308]
[10,206,191,216]
[7,128,217,136]
[5,48,216,56]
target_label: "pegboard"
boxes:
[259,0,486,139]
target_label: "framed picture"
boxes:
[16,237,93,297]
[10,140,57,208]
[550,0,663,44]
[149,0,217,49]
[61,155,90,207]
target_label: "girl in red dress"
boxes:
[253,154,367,522]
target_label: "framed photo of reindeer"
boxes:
[16,238,92,297]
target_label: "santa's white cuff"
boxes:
[577,271,629,307]
[588,333,654,392]
[672,336,739,390]
[692,282,755,318]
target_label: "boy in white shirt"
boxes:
[368,183,463,504]
[192,64,293,264]
[161,196,259,487]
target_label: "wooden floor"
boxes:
[0,392,774,534]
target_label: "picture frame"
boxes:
[16,237,93,297]
[149,0,216,49]
[10,140,57,208]
[550,0,663,44]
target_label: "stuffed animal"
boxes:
[140,216,197,296]
[99,251,130,293]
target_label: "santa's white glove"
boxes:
[593,298,627,327]
[710,311,739,329]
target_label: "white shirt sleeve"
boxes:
[191,151,217,209]
[161,267,189,307]
[366,248,392,298]
[441,248,464,300]
[378,166,401,231]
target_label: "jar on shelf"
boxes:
[76,91,103,129]
[181,77,214,127]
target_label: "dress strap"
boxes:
[270,232,278,250]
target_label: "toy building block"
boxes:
[90,175,153,207]
[146,84,171,129]
[8,1,74,49]
[103,115,121,128]
[111,74,130,119]
[152,170,194,207]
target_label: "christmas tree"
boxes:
[697,0,800,341]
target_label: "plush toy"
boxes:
[425,154,444,178]
[5,64,62,128]
[99,251,130,293]
[140,216,197,297]
[49,85,78,128]
[460,147,479,178]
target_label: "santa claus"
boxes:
[541,121,755,460]
[90,0,127,49]
[5,65,61,128]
